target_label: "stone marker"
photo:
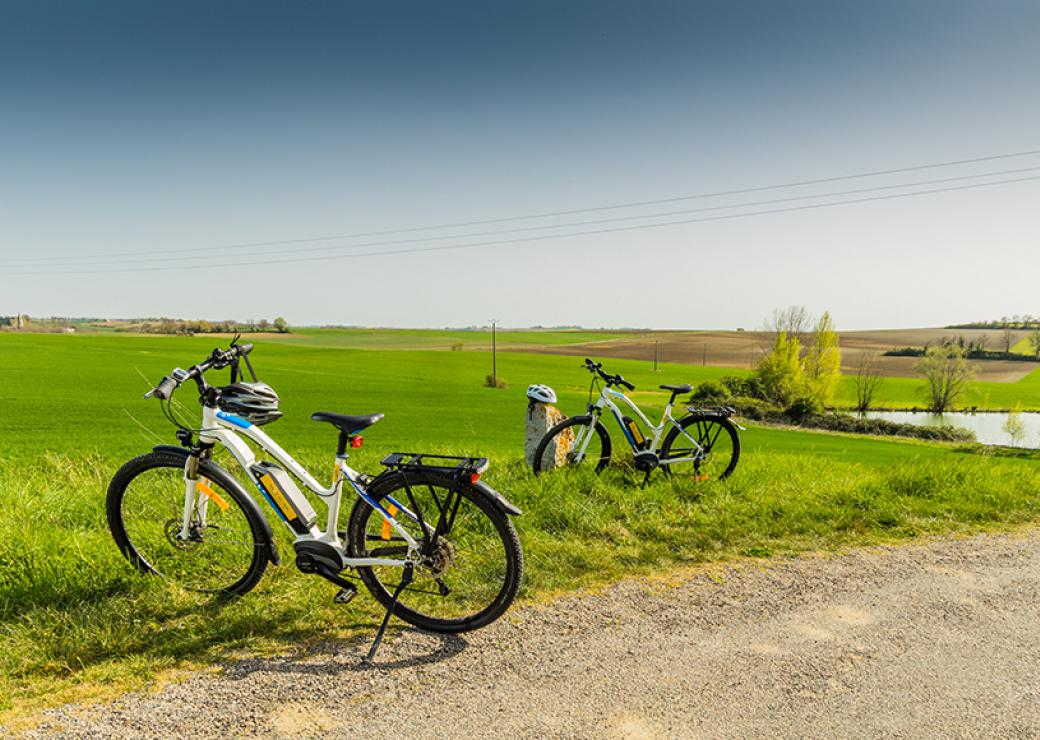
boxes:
[525,402,573,469]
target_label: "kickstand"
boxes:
[363,563,414,664]
[641,470,652,489]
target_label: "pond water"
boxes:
[864,410,1040,448]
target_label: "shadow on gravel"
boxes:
[220,629,468,680]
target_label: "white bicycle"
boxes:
[532,358,741,484]
[106,341,523,659]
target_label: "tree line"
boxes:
[948,315,1040,329]
[885,331,1040,361]
[117,317,290,335]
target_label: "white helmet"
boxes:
[526,384,557,404]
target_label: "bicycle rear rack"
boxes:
[379,452,489,476]
[684,405,736,418]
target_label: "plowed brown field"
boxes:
[508,327,1038,382]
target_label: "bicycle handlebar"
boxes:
[145,343,254,400]
[149,375,179,401]
[582,357,635,391]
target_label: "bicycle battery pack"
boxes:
[622,416,646,448]
[252,461,317,534]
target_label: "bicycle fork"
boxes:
[570,416,600,463]
[179,453,206,540]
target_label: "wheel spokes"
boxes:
[121,467,256,592]
[362,484,510,621]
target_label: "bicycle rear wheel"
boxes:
[347,471,522,633]
[107,451,270,595]
[659,414,740,481]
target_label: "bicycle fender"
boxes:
[472,480,522,516]
[151,445,281,566]
[363,469,522,518]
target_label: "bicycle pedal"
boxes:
[334,584,358,604]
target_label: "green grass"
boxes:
[255,326,637,350]
[1011,337,1037,357]
[2,331,1040,719]
[830,366,1040,410]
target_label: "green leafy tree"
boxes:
[273,316,289,333]
[915,344,974,412]
[1029,327,1040,359]
[757,331,804,405]
[804,311,842,405]
[689,379,730,405]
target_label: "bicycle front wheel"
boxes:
[107,451,270,595]
[531,415,612,474]
[659,414,741,481]
[347,471,523,633]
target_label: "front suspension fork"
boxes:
[179,452,208,539]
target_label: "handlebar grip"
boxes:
[149,375,178,400]
[237,343,254,356]
[622,379,636,391]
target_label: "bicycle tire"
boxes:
[347,470,523,633]
[659,414,741,481]
[531,415,612,474]
[107,450,271,595]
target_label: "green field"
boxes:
[236,328,1040,410]
[1012,337,1038,357]
[2,331,1040,719]
[248,326,638,350]
[833,366,1040,410]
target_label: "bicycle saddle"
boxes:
[310,411,384,434]
[659,384,693,394]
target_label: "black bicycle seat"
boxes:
[659,384,693,394]
[311,411,384,434]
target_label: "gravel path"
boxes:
[23,529,1040,738]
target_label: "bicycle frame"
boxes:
[180,405,422,569]
[573,385,704,465]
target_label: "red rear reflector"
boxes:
[470,472,480,484]
[351,436,364,448]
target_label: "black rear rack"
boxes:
[684,405,736,418]
[379,452,489,476]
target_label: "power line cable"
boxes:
[4,173,1037,277]
[6,164,1040,269]
[4,147,1040,264]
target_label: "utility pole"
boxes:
[490,318,499,387]
[702,343,707,366]
[654,340,659,372]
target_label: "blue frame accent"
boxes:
[612,409,638,449]
[348,478,398,523]
[384,494,421,525]
[359,490,396,521]
[255,482,288,522]
[216,411,253,429]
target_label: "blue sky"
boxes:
[1,1,1038,329]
